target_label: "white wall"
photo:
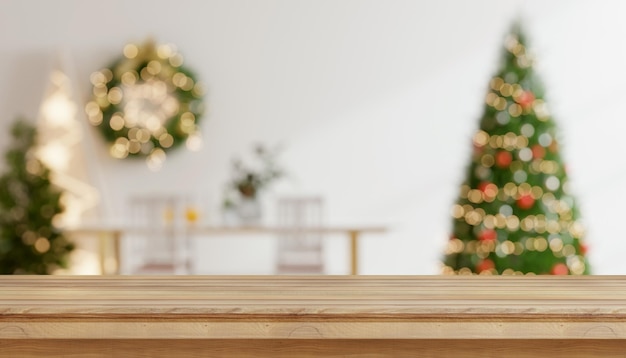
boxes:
[0,0,625,274]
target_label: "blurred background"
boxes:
[0,0,624,275]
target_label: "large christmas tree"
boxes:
[0,118,74,274]
[442,24,589,275]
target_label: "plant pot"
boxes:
[237,197,262,224]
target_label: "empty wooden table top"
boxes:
[1,275,626,357]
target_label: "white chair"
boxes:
[275,196,325,274]
[124,194,193,274]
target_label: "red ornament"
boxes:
[580,243,588,255]
[551,263,569,275]
[478,181,498,193]
[495,151,512,168]
[478,181,498,199]
[531,144,545,159]
[478,229,497,242]
[516,90,535,109]
[516,194,535,210]
[477,259,495,273]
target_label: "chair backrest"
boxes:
[123,194,193,274]
[275,196,325,274]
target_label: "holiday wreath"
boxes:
[85,40,205,168]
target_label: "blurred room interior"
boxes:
[0,0,622,275]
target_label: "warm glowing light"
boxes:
[121,71,137,86]
[147,60,162,75]
[464,209,482,225]
[37,143,70,171]
[500,240,515,255]
[169,54,184,67]
[451,204,464,219]
[42,92,77,125]
[147,148,166,171]
[569,257,585,275]
[192,83,204,97]
[569,222,585,238]
[533,100,550,120]
[490,77,504,90]
[90,71,108,86]
[547,221,561,234]
[111,137,130,159]
[480,154,494,168]
[562,244,576,257]
[516,55,531,68]
[185,132,203,151]
[505,215,520,230]
[158,133,173,148]
[503,182,517,197]
[185,207,199,223]
[157,44,174,59]
[494,214,506,229]
[508,103,522,117]
[107,87,123,104]
[503,132,517,150]
[467,189,483,204]
[473,131,490,148]
[34,237,51,253]
[494,97,507,111]
[500,83,513,97]
[128,140,141,154]
[121,78,178,131]
[483,215,496,229]
[445,238,465,255]
[123,44,139,59]
[109,114,125,130]
[93,85,107,97]
[85,101,100,116]
[441,266,455,275]
[515,135,528,149]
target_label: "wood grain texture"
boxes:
[1,276,626,356]
[2,340,626,358]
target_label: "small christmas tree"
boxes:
[0,118,74,274]
[442,24,589,275]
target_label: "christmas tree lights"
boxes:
[0,119,74,274]
[442,23,589,275]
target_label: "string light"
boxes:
[36,67,100,227]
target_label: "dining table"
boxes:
[64,223,388,275]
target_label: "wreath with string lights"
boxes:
[85,40,205,169]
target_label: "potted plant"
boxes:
[222,144,284,224]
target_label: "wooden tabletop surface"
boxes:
[2,275,626,357]
[1,275,626,340]
[2,275,626,316]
